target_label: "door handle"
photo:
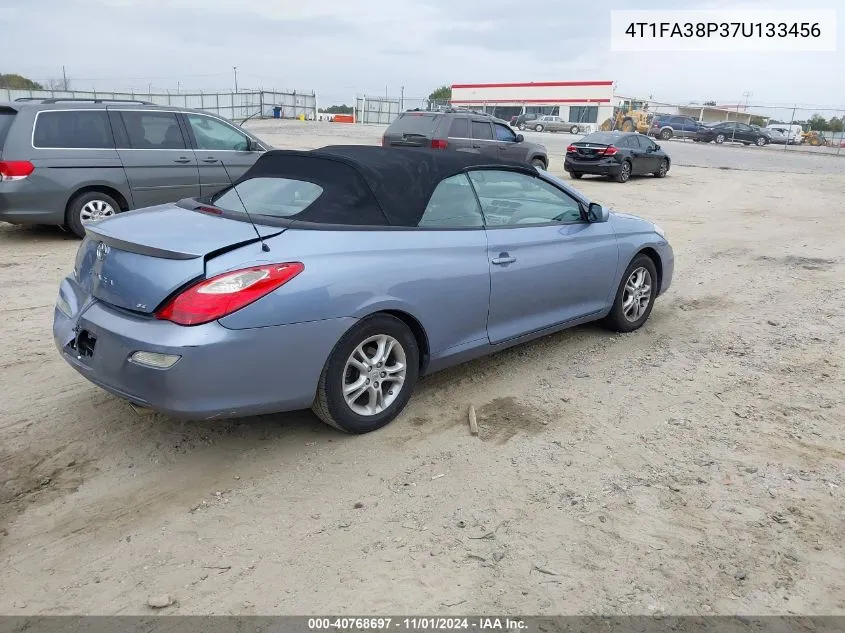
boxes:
[202,157,219,163]
[491,256,516,265]
[173,157,192,164]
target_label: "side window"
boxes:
[33,111,114,149]
[468,170,583,226]
[419,174,483,228]
[448,117,469,138]
[494,123,517,142]
[471,120,493,140]
[638,135,656,150]
[119,111,186,149]
[187,114,250,151]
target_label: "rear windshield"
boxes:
[580,132,624,144]
[388,112,440,135]
[211,177,324,218]
[0,110,15,149]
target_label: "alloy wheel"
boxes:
[622,267,652,322]
[342,334,407,416]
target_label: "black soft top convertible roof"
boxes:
[238,145,536,227]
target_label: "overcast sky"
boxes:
[1,0,842,114]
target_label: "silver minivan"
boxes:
[0,99,268,236]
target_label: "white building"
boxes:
[449,81,615,124]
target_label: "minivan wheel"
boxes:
[312,314,420,434]
[66,191,120,238]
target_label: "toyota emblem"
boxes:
[96,242,110,261]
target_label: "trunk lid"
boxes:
[572,142,611,161]
[76,203,284,314]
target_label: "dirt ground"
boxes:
[1,147,844,614]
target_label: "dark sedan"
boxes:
[694,121,770,146]
[564,132,670,183]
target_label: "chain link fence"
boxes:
[1,88,317,122]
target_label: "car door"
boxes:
[734,123,755,142]
[182,112,265,197]
[493,122,525,162]
[623,135,649,174]
[111,109,200,208]
[471,119,497,158]
[634,134,662,171]
[468,169,619,345]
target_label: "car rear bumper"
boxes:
[53,277,356,420]
[564,157,621,175]
[0,190,66,225]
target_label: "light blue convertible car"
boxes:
[53,146,673,433]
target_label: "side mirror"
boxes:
[587,202,609,223]
[515,134,524,143]
[246,138,263,152]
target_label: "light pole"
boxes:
[233,66,238,93]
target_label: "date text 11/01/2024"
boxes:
[307,618,527,631]
[624,22,822,38]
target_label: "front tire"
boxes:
[570,172,583,179]
[534,124,544,132]
[755,136,767,146]
[66,191,120,238]
[603,254,658,333]
[531,157,547,169]
[569,125,579,134]
[654,159,668,177]
[715,133,726,144]
[660,128,673,140]
[312,314,419,434]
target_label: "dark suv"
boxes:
[649,115,705,140]
[381,109,549,169]
[0,98,267,236]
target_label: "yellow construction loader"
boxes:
[802,130,829,146]
[600,100,652,134]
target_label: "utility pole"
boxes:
[233,66,238,93]
[176,81,181,94]
[62,65,68,91]
[400,85,404,111]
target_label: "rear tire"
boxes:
[66,191,120,238]
[312,314,420,434]
[614,161,632,183]
[715,133,726,144]
[571,172,583,179]
[602,254,659,333]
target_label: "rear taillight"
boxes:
[430,139,448,149]
[566,145,577,153]
[603,146,618,156]
[0,160,34,181]
[379,137,385,146]
[155,263,304,326]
